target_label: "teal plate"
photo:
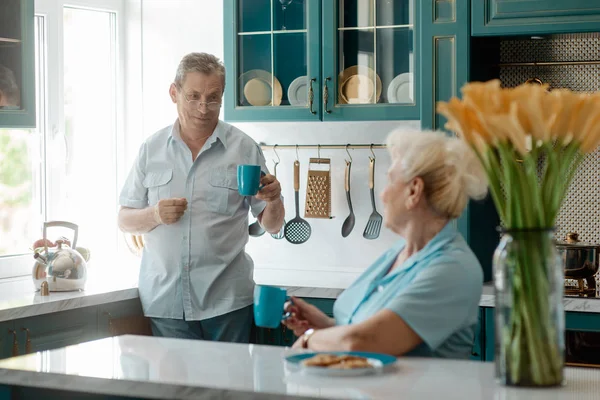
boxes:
[285,351,397,377]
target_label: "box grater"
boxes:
[304,158,331,219]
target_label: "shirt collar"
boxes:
[387,221,458,276]
[169,119,228,149]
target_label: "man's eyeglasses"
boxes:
[181,91,222,112]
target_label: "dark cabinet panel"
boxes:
[473,0,600,36]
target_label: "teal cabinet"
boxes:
[470,308,484,361]
[483,307,495,362]
[472,0,600,36]
[0,0,35,128]
[12,308,98,355]
[420,0,469,131]
[224,0,419,122]
[1,321,16,359]
[224,0,322,122]
[320,0,419,121]
[482,307,600,362]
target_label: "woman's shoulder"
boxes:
[427,236,483,279]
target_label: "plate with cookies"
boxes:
[284,352,396,377]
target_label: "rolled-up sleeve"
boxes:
[385,257,482,351]
[119,143,148,209]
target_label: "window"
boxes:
[0,0,125,278]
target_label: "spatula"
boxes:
[363,157,382,240]
[284,160,311,244]
[341,160,355,237]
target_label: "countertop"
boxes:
[0,335,599,399]
[2,265,600,323]
[0,257,343,322]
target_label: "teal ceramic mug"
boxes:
[254,285,289,329]
[237,165,264,196]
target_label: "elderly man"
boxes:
[0,64,20,109]
[118,52,285,343]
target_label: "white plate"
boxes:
[239,69,282,106]
[284,351,395,377]
[387,72,413,103]
[288,76,308,106]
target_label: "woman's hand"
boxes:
[282,296,335,337]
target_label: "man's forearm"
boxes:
[259,199,285,234]
[118,206,160,234]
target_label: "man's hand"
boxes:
[154,198,187,225]
[256,174,281,203]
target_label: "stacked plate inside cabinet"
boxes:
[387,72,414,103]
[239,69,283,106]
[338,65,382,104]
[288,75,308,106]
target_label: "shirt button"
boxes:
[378,285,384,292]
[183,236,188,241]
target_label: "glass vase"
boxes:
[493,228,565,387]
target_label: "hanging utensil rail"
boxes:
[259,143,386,150]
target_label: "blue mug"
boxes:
[254,285,288,329]
[237,165,264,196]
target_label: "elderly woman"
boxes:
[284,130,488,359]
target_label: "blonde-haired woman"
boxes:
[284,130,488,359]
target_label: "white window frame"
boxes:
[0,0,126,279]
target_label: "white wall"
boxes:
[133,0,420,288]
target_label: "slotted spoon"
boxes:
[284,160,311,244]
[363,157,382,240]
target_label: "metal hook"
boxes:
[295,144,299,161]
[345,144,353,163]
[369,143,375,161]
[273,144,281,167]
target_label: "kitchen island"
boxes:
[0,335,599,399]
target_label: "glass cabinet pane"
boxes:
[337,0,414,106]
[0,0,23,111]
[236,0,309,108]
[238,0,271,33]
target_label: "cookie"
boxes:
[302,354,343,367]
[328,358,372,369]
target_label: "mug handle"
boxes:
[258,171,267,191]
[281,297,294,321]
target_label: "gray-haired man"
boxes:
[118,52,285,342]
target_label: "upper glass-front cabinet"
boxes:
[224,0,419,122]
[322,0,418,120]
[0,0,35,128]
[224,0,322,121]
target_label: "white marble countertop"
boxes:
[3,259,600,324]
[0,335,599,399]
[0,253,343,323]
[480,284,600,313]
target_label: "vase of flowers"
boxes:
[438,80,600,387]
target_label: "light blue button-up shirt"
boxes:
[119,120,269,320]
[333,223,483,359]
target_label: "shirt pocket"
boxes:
[143,169,173,205]
[207,166,239,215]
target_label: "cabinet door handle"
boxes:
[8,330,18,357]
[22,328,32,354]
[323,77,331,114]
[308,78,317,114]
